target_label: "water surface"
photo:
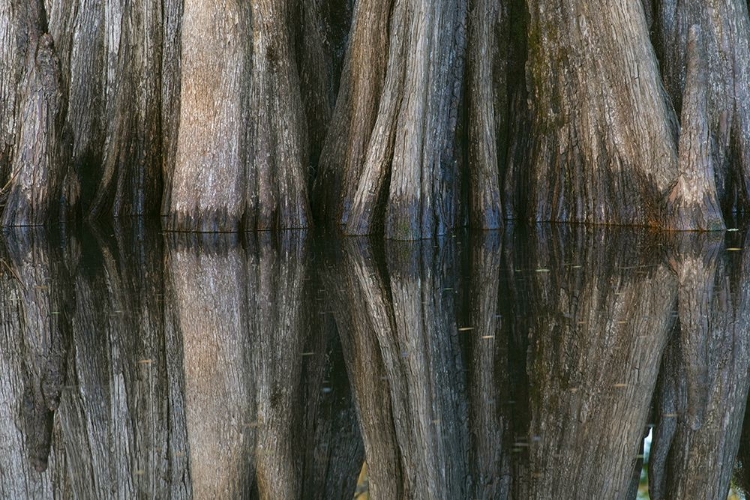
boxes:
[1,221,749,499]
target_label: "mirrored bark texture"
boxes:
[326,236,472,499]
[0,222,365,498]
[4,0,750,235]
[4,223,750,497]
[503,226,678,499]
[649,232,750,500]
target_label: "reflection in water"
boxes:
[0,221,749,499]
[504,227,676,499]
[649,233,750,499]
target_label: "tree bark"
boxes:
[653,0,750,214]
[165,0,251,232]
[504,226,677,498]
[1,2,67,226]
[507,0,679,227]
[314,0,467,239]
[466,0,509,229]
[247,2,311,231]
[663,26,725,231]
[649,233,750,499]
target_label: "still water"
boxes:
[1,220,749,499]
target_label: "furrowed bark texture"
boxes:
[654,0,750,215]
[466,233,512,498]
[248,1,311,231]
[45,0,165,218]
[1,2,67,226]
[505,227,677,498]
[466,0,508,229]
[167,233,257,497]
[311,0,392,229]
[664,27,725,231]
[508,0,679,226]
[649,233,750,499]
[296,0,353,171]
[166,0,250,232]
[0,2,22,185]
[0,230,70,497]
[315,0,467,240]
[326,239,405,500]
[61,223,187,498]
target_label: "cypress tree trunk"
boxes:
[1,1,66,226]
[165,0,251,232]
[649,234,750,499]
[247,1,311,231]
[663,27,725,230]
[653,0,750,215]
[466,0,509,229]
[506,0,679,226]
[314,0,467,240]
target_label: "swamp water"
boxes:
[1,221,749,499]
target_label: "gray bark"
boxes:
[1,2,67,226]
[466,0,508,229]
[504,226,677,498]
[507,0,679,227]
[649,232,750,499]
[654,0,750,215]
[0,228,69,498]
[166,0,251,232]
[314,0,467,239]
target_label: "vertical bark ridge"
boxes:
[383,0,467,239]
[466,0,508,230]
[312,0,394,228]
[159,0,183,219]
[166,0,250,232]
[653,0,750,215]
[510,0,679,227]
[1,1,67,226]
[664,26,725,231]
[249,0,311,230]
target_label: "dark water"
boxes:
[1,220,749,499]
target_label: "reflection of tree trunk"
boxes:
[167,232,255,498]
[325,238,404,500]
[249,232,309,498]
[299,310,364,499]
[505,226,677,499]
[466,232,511,499]
[0,228,70,497]
[385,240,469,498]
[5,229,72,472]
[329,237,469,499]
[649,233,750,499]
[59,221,186,498]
